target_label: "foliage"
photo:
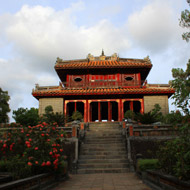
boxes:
[171,60,190,115]
[42,105,65,126]
[179,0,190,42]
[163,110,184,125]
[0,122,66,179]
[157,131,190,180]
[124,110,135,120]
[71,111,83,121]
[13,107,39,127]
[135,104,163,124]
[137,159,159,172]
[0,88,10,123]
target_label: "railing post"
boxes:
[129,125,133,136]
[122,122,126,136]
[72,126,77,138]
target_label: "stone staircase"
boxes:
[77,122,130,174]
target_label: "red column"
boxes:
[108,101,111,121]
[90,102,92,122]
[98,102,101,121]
[118,99,123,121]
[75,102,77,112]
[84,101,86,122]
[130,101,133,111]
[85,100,87,122]
[141,99,144,114]
[110,102,112,121]
[121,100,124,120]
[64,101,67,119]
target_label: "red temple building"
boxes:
[32,52,175,122]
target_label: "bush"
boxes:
[42,105,65,126]
[135,112,157,124]
[71,111,83,121]
[0,122,67,179]
[13,107,39,127]
[124,110,135,120]
[163,111,183,124]
[135,104,163,124]
[137,159,160,172]
[157,133,190,180]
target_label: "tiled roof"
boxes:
[32,87,175,98]
[55,60,152,69]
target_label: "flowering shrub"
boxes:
[0,122,66,179]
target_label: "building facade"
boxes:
[32,52,175,122]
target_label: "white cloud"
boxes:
[0,2,131,121]
[128,1,177,53]
[0,0,189,122]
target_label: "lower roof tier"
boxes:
[32,87,175,99]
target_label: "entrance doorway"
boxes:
[101,102,108,121]
[66,102,84,121]
[111,101,118,121]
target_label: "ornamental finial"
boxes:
[101,49,104,56]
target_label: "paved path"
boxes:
[53,173,151,190]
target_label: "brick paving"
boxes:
[52,173,151,190]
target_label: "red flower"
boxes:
[26,134,30,137]
[28,162,32,166]
[41,162,46,166]
[47,139,51,142]
[60,149,63,152]
[29,138,32,142]
[52,127,55,130]
[60,134,64,137]
[46,161,51,166]
[35,161,39,164]
[3,144,7,148]
[34,147,38,150]
[49,152,53,155]
[41,133,45,137]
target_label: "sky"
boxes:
[0,0,189,122]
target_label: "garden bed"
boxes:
[141,170,190,190]
[0,172,68,190]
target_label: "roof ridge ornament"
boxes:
[87,53,95,61]
[143,55,151,62]
[101,49,105,56]
[56,57,63,63]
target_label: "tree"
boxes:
[171,0,190,114]
[13,107,39,126]
[171,61,190,114]
[0,88,10,123]
[180,0,190,42]
[42,105,65,126]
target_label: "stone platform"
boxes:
[52,173,151,190]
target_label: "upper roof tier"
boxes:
[55,53,152,82]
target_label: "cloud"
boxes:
[0,2,131,121]
[127,1,177,53]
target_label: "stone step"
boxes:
[81,147,126,151]
[77,168,130,174]
[78,163,129,169]
[79,155,128,159]
[80,151,127,156]
[85,137,123,141]
[85,140,123,144]
[86,132,122,135]
[89,122,120,126]
[78,159,128,164]
[82,142,125,147]
[85,136,122,139]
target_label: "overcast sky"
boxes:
[0,0,189,122]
